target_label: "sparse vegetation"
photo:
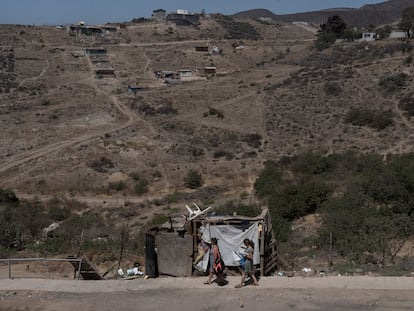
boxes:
[108,181,127,191]
[149,213,169,226]
[379,73,408,93]
[134,179,149,196]
[344,108,394,130]
[88,157,115,173]
[166,192,184,204]
[242,133,262,148]
[324,82,342,96]
[207,107,224,119]
[214,201,261,217]
[184,169,203,189]
[48,206,71,221]
[214,14,262,40]
[213,149,234,160]
[399,94,414,116]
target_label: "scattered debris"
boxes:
[42,222,60,238]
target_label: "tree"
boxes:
[321,15,347,38]
[376,25,393,39]
[254,161,283,198]
[400,6,414,38]
[316,15,347,49]
[343,27,361,42]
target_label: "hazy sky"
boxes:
[2,0,386,25]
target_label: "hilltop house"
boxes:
[362,32,377,41]
[152,9,166,21]
[195,46,209,52]
[85,48,107,55]
[197,66,216,76]
[179,69,193,78]
[390,30,407,39]
[167,9,200,26]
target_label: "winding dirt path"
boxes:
[18,59,50,88]
[0,79,134,175]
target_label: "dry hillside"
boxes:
[0,18,314,202]
[1,16,414,272]
[1,18,413,201]
[234,0,414,27]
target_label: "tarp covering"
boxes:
[198,223,259,271]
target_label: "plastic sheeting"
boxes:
[197,223,259,271]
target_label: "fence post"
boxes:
[8,259,11,279]
[77,259,82,280]
[44,259,50,279]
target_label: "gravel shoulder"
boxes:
[1,277,414,311]
[1,276,414,293]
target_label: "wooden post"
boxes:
[192,220,197,269]
[77,259,82,280]
[329,232,333,267]
[8,259,11,279]
[260,222,265,276]
[44,258,50,278]
[118,228,125,269]
[76,229,85,257]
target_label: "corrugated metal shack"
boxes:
[145,208,277,277]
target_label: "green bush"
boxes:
[242,133,262,149]
[213,150,234,160]
[129,171,141,181]
[315,15,347,50]
[0,199,50,249]
[48,206,71,221]
[315,31,337,50]
[217,152,414,266]
[270,214,291,243]
[375,25,393,39]
[109,181,127,191]
[254,161,283,198]
[149,213,169,226]
[0,219,19,249]
[379,73,408,93]
[344,108,394,130]
[166,192,184,204]
[134,179,149,196]
[268,180,331,221]
[289,152,334,175]
[399,94,414,117]
[208,107,224,119]
[184,169,203,189]
[324,82,342,96]
[319,193,413,264]
[214,201,261,217]
[0,188,19,205]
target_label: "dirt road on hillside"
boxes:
[0,277,413,311]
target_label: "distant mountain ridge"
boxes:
[233,0,414,27]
